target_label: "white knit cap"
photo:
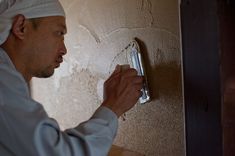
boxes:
[0,0,65,45]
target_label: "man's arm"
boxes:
[0,64,117,156]
[0,64,142,156]
[34,106,118,156]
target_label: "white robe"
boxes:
[0,47,118,156]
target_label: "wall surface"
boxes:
[32,0,185,155]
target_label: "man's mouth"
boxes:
[57,56,63,64]
[55,56,63,68]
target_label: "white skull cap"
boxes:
[0,0,65,45]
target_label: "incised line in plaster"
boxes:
[73,0,156,44]
[100,27,179,41]
[77,24,101,43]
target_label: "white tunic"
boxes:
[0,47,118,156]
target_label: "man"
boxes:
[0,0,143,156]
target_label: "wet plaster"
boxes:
[32,0,184,155]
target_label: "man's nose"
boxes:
[60,42,67,55]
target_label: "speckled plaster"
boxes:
[31,0,185,155]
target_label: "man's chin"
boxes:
[36,69,55,78]
[55,64,60,68]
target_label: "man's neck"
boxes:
[1,42,32,83]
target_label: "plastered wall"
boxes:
[32,0,185,155]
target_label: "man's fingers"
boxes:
[115,64,121,72]
[121,68,138,78]
[120,64,130,71]
[132,76,144,84]
[111,64,121,76]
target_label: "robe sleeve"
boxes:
[0,61,118,156]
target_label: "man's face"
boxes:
[25,16,67,78]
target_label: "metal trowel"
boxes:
[123,39,151,104]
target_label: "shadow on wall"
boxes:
[136,38,182,101]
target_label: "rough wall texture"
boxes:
[31,0,185,156]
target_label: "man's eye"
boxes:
[57,31,64,36]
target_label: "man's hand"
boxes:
[102,65,144,118]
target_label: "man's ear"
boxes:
[11,14,27,40]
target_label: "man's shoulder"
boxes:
[0,62,18,78]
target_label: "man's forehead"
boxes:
[40,16,66,26]
[49,16,67,32]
